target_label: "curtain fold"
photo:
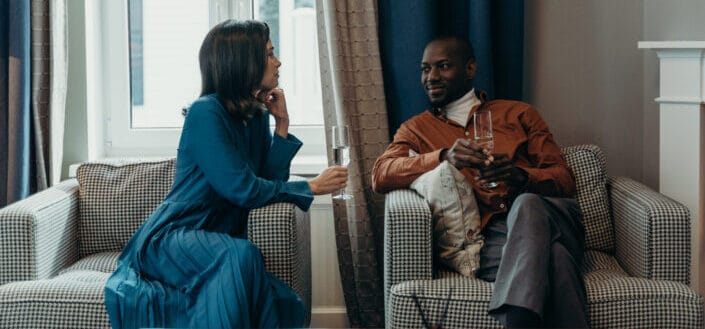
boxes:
[316,0,390,326]
[1,0,67,207]
[30,0,51,192]
[1,0,31,206]
[379,0,524,135]
[48,0,68,186]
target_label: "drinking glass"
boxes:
[331,125,353,199]
[473,110,498,189]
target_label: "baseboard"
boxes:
[311,306,348,328]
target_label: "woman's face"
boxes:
[260,40,281,90]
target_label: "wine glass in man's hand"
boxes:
[473,110,498,189]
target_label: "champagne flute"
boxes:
[473,110,498,189]
[331,125,353,199]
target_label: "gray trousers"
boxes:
[476,193,589,328]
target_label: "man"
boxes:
[372,35,588,328]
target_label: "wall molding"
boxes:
[311,307,348,328]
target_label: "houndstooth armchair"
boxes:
[384,144,704,328]
[0,159,311,328]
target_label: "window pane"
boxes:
[294,0,313,8]
[128,0,209,128]
[256,0,323,126]
[128,0,323,128]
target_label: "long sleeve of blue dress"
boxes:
[258,112,302,181]
[182,98,313,211]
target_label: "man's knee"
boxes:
[511,193,547,212]
[506,193,550,231]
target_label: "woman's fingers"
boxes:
[309,166,349,195]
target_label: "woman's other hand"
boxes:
[258,88,289,137]
[309,166,348,195]
[262,88,289,122]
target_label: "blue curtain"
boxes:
[0,0,31,206]
[378,0,524,135]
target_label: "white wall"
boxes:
[524,0,644,183]
[524,0,705,191]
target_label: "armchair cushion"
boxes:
[58,252,118,275]
[562,145,613,252]
[0,271,111,329]
[76,159,175,257]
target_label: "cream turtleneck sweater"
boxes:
[442,88,480,127]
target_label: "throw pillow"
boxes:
[410,160,483,277]
[76,159,175,257]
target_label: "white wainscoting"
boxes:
[309,194,349,328]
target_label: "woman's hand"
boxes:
[309,166,348,195]
[258,88,289,137]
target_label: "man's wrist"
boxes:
[514,167,530,190]
[439,148,448,163]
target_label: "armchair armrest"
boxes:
[0,179,80,285]
[608,176,691,284]
[247,201,311,324]
[383,189,433,308]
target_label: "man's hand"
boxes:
[477,153,528,188]
[442,138,493,169]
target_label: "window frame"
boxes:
[86,0,327,174]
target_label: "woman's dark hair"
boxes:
[191,19,270,119]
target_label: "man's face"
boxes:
[420,40,475,108]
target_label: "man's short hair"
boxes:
[427,34,476,64]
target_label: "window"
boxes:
[90,0,326,173]
[127,0,209,128]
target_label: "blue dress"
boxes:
[104,94,314,328]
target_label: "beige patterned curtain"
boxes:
[316,0,390,326]
[31,0,67,188]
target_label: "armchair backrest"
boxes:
[561,145,613,252]
[76,158,176,257]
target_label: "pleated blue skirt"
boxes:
[105,226,304,328]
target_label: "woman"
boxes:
[104,20,347,328]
